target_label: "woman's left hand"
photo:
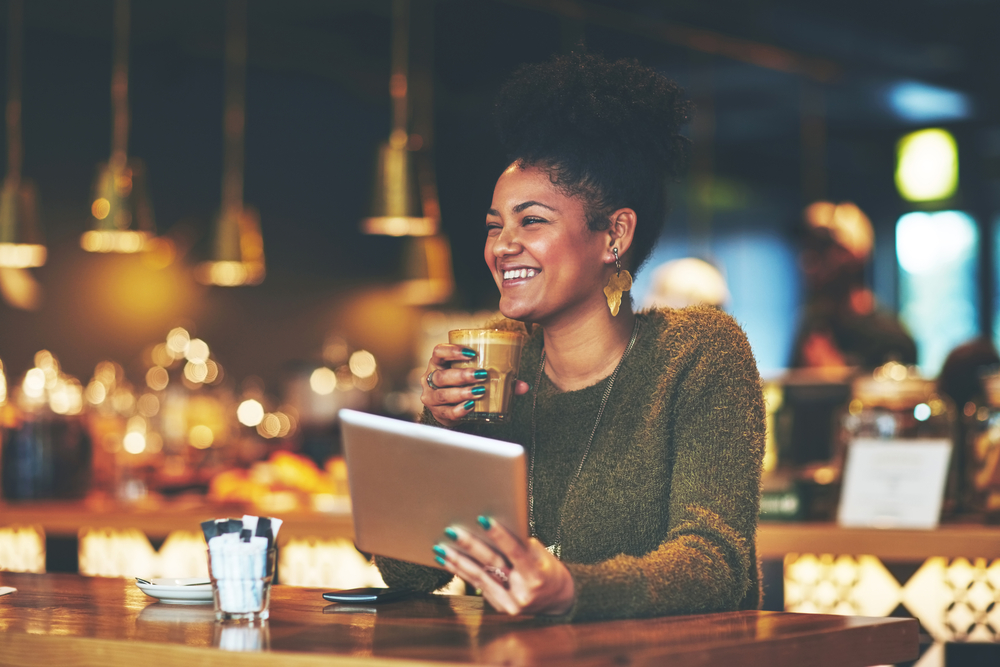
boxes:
[433,517,575,617]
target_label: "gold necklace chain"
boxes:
[527,317,640,560]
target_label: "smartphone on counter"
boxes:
[322,587,413,604]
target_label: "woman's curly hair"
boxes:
[494,53,692,272]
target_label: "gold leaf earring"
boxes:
[603,247,633,317]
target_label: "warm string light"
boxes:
[309,368,337,395]
[236,398,264,426]
[232,341,380,441]
[9,325,355,461]
[149,326,226,391]
[235,386,298,440]
[304,348,380,401]
[10,329,384,454]
[83,327,230,458]
[17,350,83,415]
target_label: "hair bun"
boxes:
[495,53,691,179]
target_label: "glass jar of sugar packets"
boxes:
[836,361,957,526]
[204,516,281,622]
[208,544,276,621]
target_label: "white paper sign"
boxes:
[837,437,952,530]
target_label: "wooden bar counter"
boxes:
[0,572,917,667]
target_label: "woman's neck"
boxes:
[539,303,637,392]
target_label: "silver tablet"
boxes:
[339,409,528,569]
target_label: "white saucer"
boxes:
[136,578,213,604]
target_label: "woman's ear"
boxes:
[606,208,637,263]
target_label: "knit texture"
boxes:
[375,306,765,622]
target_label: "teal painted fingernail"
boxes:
[444,527,458,540]
[473,369,489,380]
[471,386,486,397]
[462,348,477,358]
[463,400,475,410]
[432,544,446,557]
[435,556,447,567]
[477,515,491,530]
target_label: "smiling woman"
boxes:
[376,53,765,623]
[485,166,609,328]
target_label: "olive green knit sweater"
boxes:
[375,307,765,622]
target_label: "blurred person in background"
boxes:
[791,201,916,369]
[376,53,765,622]
[938,338,1000,411]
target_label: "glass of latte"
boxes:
[448,329,525,422]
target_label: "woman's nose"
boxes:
[492,224,521,257]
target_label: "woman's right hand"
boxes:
[421,344,528,427]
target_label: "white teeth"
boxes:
[503,268,537,280]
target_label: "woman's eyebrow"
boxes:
[513,200,556,213]
[486,200,558,217]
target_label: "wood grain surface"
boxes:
[0,572,918,667]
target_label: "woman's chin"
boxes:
[498,299,534,323]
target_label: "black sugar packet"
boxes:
[201,516,278,548]
[200,519,220,540]
[255,517,273,549]
[200,518,245,541]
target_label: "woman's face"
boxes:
[485,164,608,325]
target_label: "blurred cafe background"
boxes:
[1,0,1000,663]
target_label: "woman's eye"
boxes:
[485,222,501,235]
[522,217,545,226]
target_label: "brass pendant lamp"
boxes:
[81,0,155,254]
[397,233,454,305]
[195,0,264,286]
[0,0,45,269]
[364,0,454,304]
[360,0,437,238]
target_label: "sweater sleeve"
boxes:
[562,312,764,621]
[373,554,455,592]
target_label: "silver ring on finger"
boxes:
[485,565,509,584]
[427,370,442,390]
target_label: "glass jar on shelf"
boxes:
[964,372,1000,520]
[1,353,92,501]
[837,361,958,523]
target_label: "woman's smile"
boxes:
[502,267,538,282]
